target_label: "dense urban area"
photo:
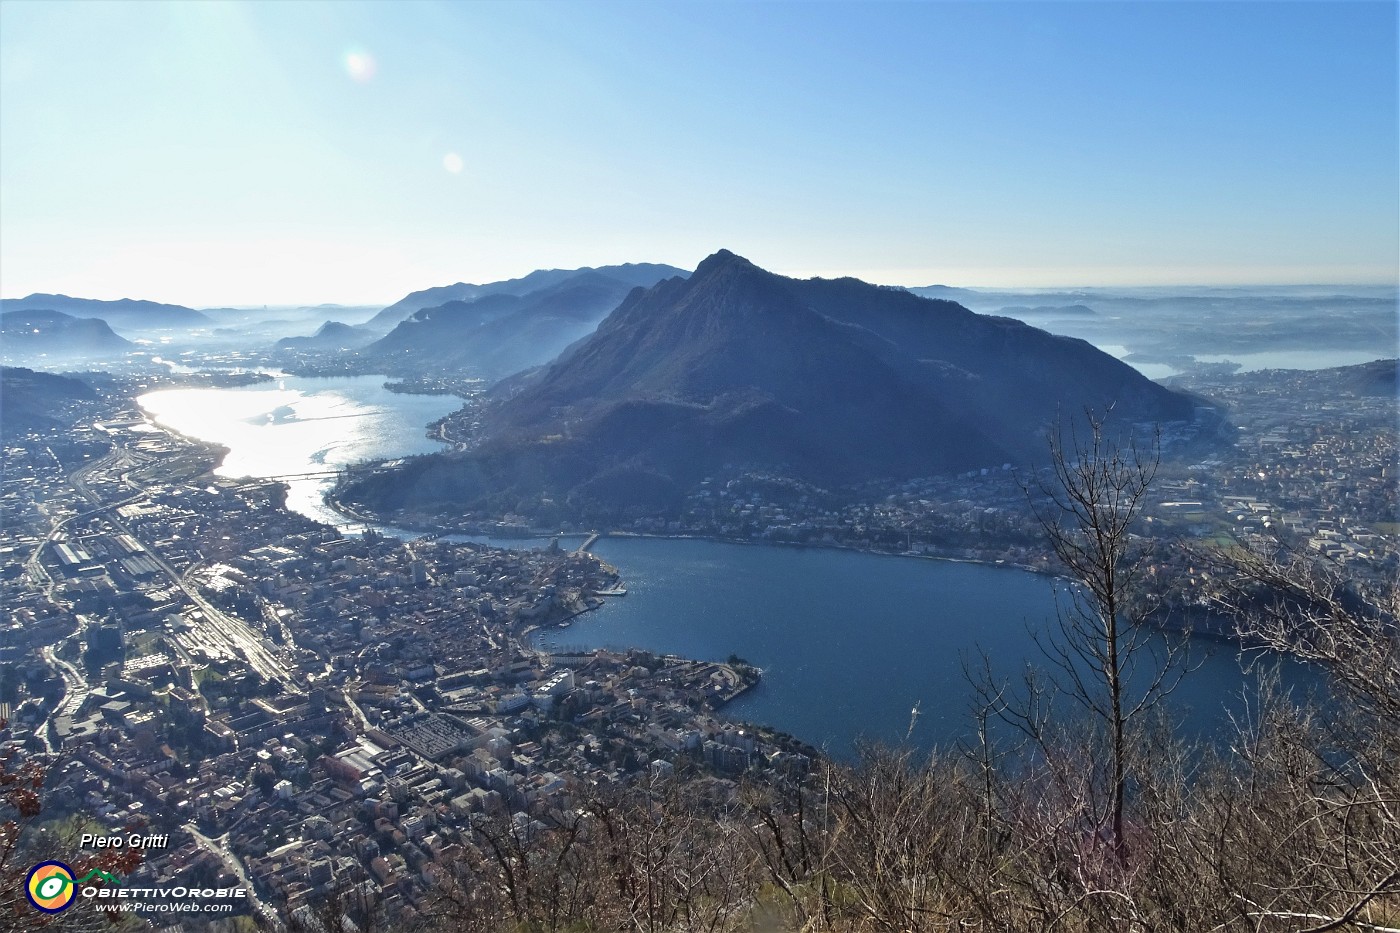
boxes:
[0,359,1394,928]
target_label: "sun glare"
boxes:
[442,152,464,174]
[343,47,376,83]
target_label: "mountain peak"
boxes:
[693,249,756,275]
[341,252,1198,520]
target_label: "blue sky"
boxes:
[1,0,1396,305]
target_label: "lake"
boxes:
[140,375,1321,754]
[1190,349,1390,372]
[138,375,463,528]
[543,536,1316,754]
[1096,344,1388,380]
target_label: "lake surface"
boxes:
[138,375,463,527]
[1096,344,1388,380]
[1190,349,1390,372]
[1095,345,1181,381]
[141,375,1322,754]
[546,537,1318,754]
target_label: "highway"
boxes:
[25,495,146,592]
[43,645,87,717]
[29,448,144,749]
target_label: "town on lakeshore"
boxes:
[0,353,1393,925]
[4,1,1397,925]
[329,362,1396,604]
[0,369,795,926]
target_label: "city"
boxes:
[0,356,1393,925]
[0,368,809,926]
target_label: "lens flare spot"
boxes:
[343,48,376,83]
[442,153,464,174]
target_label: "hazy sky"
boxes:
[2,1,1396,306]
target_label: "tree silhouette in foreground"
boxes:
[983,412,1186,863]
[1203,540,1400,930]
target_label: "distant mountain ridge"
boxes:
[342,250,1196,519]
[1,309,134,358]
[362,262,689,331]
[998,304,1097,318]
[0,294,210,329]
[361,271,655,380]
[905,283,985,303]
[275,320,378,352]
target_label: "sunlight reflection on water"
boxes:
[138,375,462,527]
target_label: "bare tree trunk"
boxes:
[1024,411,1176,862]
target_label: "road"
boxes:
[27,445,146,592]
[342,683,372,732]
[28,448,145,747]
[39,642,88,753]
[97,445,300,688]
[185,823,282,928]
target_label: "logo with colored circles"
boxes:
[25,861,77,913]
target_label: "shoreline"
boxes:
[148,410,1239,652]
[139,400,1264,762]
[317,490,1056,577]
[313,506,1243,645]
[572,531,1243,648]
[592,529,1052,578]
[136,406,233,476]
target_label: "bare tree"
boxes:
[1016,412,1184,859]
[1200,539,1400,930]
[0,742,142,932]
[1206,540,1399,734]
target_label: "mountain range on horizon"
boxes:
[0,308,134,358]
[340,249,1199,521]
[0,294,210,330]
[360,261,691,332]
[6,262,1392,381]
[355,268,688,381]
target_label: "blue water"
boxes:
[141,377,1323,756]
[541,537,1319,755]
